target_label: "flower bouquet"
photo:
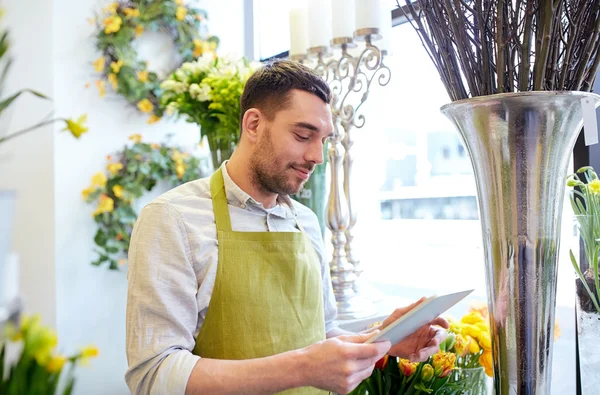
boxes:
[159,53,260,169]
[1,315,99,395]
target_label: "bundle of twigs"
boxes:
[397,0,600,101]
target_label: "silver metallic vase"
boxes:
[441,91,600,394]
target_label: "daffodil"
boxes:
[96,80,106,97]
[135,25,144,37]
[123,8,140,18]
[137,98,154,113]
[46,355,66,373]
[103,15,122,34]
[112,185,124,199]
[147,114,161,124]
[91,172,107,187]
[93,56,105,72]
[129,134,142,144]
[137,70,149,82]
[78,345,100,367]
[176,6,187,21]
[110,59,124,73]
[63,114,88,138]
[93,194,115,216]
[107,162,123,175]
[588,179,600,194]
[108,73,118,90]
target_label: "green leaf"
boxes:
[94,229,108,247]
[0,89,50,113]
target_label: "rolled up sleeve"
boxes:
[125,202,200,395]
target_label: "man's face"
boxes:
[250,89,334,196]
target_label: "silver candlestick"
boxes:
[302,29,391,319]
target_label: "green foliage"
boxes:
[82,137,204,269]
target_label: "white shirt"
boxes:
[125,163,338,395]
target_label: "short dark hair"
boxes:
[240,59,331,132]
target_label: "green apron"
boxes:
[192,168,328,394]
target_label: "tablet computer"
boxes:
[365,289,474,345]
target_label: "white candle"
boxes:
[355,0,382,32]
[289,6,309,56]
[379,5,392,52]
[332,0,356,39]
[308,0,333,49]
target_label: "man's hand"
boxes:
[380,297,450,362]
[301,332,391,394]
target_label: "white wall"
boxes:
[3,0,245,394]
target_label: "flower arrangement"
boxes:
[1,315,99,395]
[567,166,600,314]
[160,54,260,169]
[350,306,494,395]
[90,0,219,122]
[82,134,204,269]
[0,16,87,145]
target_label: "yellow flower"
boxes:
[46,355,66,373]
[461,323,482,340]
[123,8,140,18]
[103,15,122,34]
[432,351,456,378]
[175,0,184,5]
[80,345,100,358]
[469,301,489,319]
[4,322,22,341]
[81,186,96,201]
[479,350,494,377]
[176,163,186,179]
[103,2,119,14]
[461,311,486,325]
[93,56,105,72]
[453,334,470,357]
[478,331,492,350]
[63,114,88,138]
[137,70,149,82]
[398,358,418,377]
[193,39,217,58]
[151,143,160,149]
[421,363,434,382]
[30,327,59,365]
[93,194,114,216]
[147,114,161,124]
[176,6,187,21]
[137,98,154,113]
[112,185,124,199]
[91,172,107,187]
[106,162,123,175]
[128,134,142,144]
[108,73,118,90]
[110,59,124,73]
[96,80,106,97]
[135,24,144,37]
[588,179,600,194]
[466,335,480,354]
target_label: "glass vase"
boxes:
[439,367,487,395]
[205,132,235,171]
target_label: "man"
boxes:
[125,60,448,395]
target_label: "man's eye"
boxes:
[295,134,309,141]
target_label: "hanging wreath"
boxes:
[90,0,219,124]
[82,134,206,269]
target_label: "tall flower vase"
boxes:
[441,91,600,395]
[205,132,235,171]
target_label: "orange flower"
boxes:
[374,354,389,370]
[398,358,418,377]
[453,334,470,357]
[116,233,123,241]
[432,351,456,378]
[479,350,494,377]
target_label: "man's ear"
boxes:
[241,108,261,143]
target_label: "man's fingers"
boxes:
[342,340,391,360]
[430,316,450,329]
[337,330,379,344]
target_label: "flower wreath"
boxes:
[91,0,219,124]
[82,134,205,269]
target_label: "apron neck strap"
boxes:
[210,168,233,232]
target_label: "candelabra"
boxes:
[293,28,391,319]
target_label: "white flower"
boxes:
[196,53,215,71]
[165,102,179,115]
[160,80,187,94]
[196,83,212,102]
[181,62,196,73]
[175,69,189,84]
[189,83,201,99]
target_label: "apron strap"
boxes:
[210,168,233,232]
